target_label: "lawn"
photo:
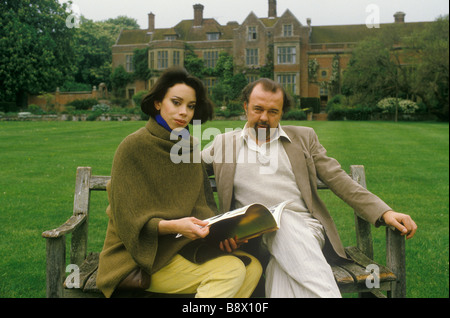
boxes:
[0,120,448,298]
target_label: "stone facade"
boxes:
[112,1,428,108]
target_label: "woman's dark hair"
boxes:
[141,67,214,123]
[241,78,293,113]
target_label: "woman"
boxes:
[97,67,262,298]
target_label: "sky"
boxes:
[60,0,449,29]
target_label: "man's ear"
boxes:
[243,102,248,114]
[155,101,161,111]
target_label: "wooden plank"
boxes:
[345,246,397,283]
[350,165,374,259]
[42,214,86,238]
[45,237,65,298]
[386,227,406,298]
[71,167,91,265]
[331,265,354,285]
[89,175,110,190]
[64,252,99,290]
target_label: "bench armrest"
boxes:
[42,213,87,238]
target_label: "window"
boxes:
[126,55,134,72]
[207,33,220,41]
[203,51,219,68]
[157,51,168,69]
[246,48,258,66]
[150,52,155,69]
[173,51,181,66]
[277,47,296,64]
[283,24,292,37]
[203,77,217,95]
[165,35,177,41]
[246,75,259,83]
[248,26,257,41]
[320,86,328,96]
[277,74,297,94]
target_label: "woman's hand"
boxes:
[158,217,210,240]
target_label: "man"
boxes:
[202,78,417,298]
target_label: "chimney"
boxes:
[148,12,155,32]
[193,4,204,27]
[268,0,277,18]
[394,11,406,23]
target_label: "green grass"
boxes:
[0,120,448,298]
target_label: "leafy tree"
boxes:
[183,45,205,79]
[132,48,152,81]
[110,65,132,98]
[70,16,139,90]
[407,15,449,121]
[0,0,77,107]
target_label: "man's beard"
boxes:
[253,122,271,142]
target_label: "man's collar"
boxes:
[240,122,292,144]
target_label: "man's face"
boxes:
[244,83,284,142]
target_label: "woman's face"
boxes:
[155,83,196,130]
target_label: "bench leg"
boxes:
[45,237,66,298]
[386,228,406,298]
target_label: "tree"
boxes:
[69,16,139,90]
[110,65,132,98]
[132,48,152,81]
[342,38,397,107]
[0,0,77,107]
[407,15,449,121]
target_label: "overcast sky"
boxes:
[60,0,449,29]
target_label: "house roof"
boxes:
[310,22,430,43]
[115,18,236,45]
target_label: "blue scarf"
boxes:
[155,114,190,138]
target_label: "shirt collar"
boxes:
[240,123,292,144]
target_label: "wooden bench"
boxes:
[42,166,406,298]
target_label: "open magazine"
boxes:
[176,200,293,243]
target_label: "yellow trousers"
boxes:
[147,250,262,298]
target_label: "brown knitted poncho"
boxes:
[97,117,216,298]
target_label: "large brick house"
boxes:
[112,0,428,109]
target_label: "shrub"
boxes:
[27,104,43,114]
[132,90,149,107]
[282,109,306,120]
[377,98,419,114]
[66,98,98,110]
[328,106,373,121]
[92,104,110,113]
[300,97,320,113]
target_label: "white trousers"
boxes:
[263,210,341,298]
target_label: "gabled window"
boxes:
[207,33,220,41]
[283,24,293,37]
[248,26,257,41]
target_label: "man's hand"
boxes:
[219,236,248,253]
[382,210,417,239]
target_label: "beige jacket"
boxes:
[202,125,391,260]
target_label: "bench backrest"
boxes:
[70,165,373,264]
